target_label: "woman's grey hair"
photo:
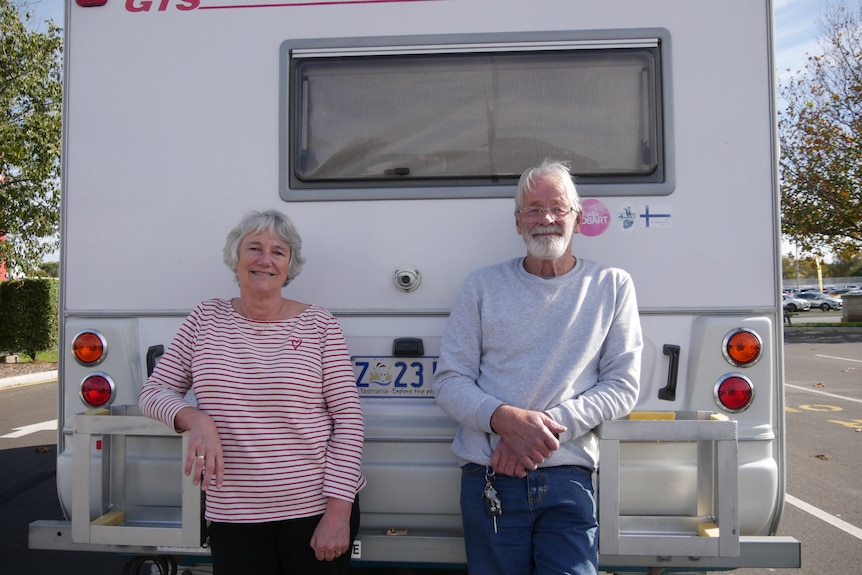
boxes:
[515,159,582,215]
[223,210,306,287]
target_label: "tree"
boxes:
[782,254,798,280]
[782,253,820,280]
[779,2,862,257]
[0,0,62,276]
[825,252,862,277]
[36,259,58,277]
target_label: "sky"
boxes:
[24,0,833,74]
[774,0,835,79]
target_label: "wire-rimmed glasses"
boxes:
[517,206,575,221]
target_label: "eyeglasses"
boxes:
[517,206,575,220]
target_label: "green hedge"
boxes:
[0,278,59,360]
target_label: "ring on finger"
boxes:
[195,455,205,459]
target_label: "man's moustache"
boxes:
[530,224,563,236]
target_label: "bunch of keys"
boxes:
[483,467,502,533]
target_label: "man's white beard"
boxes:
[523,225,570,260]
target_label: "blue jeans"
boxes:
[460,463,598,575]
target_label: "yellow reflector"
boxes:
[627,411,677,420]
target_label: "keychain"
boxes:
[483,466,502,533]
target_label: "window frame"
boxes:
[279,30,674,201]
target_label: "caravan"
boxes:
[31,0,800,572]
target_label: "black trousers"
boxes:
[208,498,360,575]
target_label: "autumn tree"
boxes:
[825,252,862,277]
[0,0,62,275]
[779,2,862,257]
[782,253,820,281]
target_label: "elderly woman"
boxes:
[139,209,365,575]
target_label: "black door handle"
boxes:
[146,345,164,377]
[659,344,680,401]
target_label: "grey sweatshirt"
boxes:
[432,256,643,470]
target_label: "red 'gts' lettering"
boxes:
[126,0,200,12]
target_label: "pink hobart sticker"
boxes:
[579,199,611,237]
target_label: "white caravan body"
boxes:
[31,0,801,572]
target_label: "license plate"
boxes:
[351,356,439,398]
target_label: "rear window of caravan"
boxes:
[281,32,671,201]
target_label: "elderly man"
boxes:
[432,159,643,575]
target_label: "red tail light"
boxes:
[73,331,107,365]
[715,374,754,412]
[80,373,115,407]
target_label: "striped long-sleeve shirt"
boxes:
[139,298,366,523]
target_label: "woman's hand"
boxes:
[175,406,224,490]
[310,498,353,561]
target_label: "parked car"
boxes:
[782,293,811,312]
[796,291,843,311]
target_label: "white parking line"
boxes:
[815,354,862,364]
[785,383,862,404]
[0,419,57,439]
[787,494,862,541]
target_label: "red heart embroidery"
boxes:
[291,339,302,350]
